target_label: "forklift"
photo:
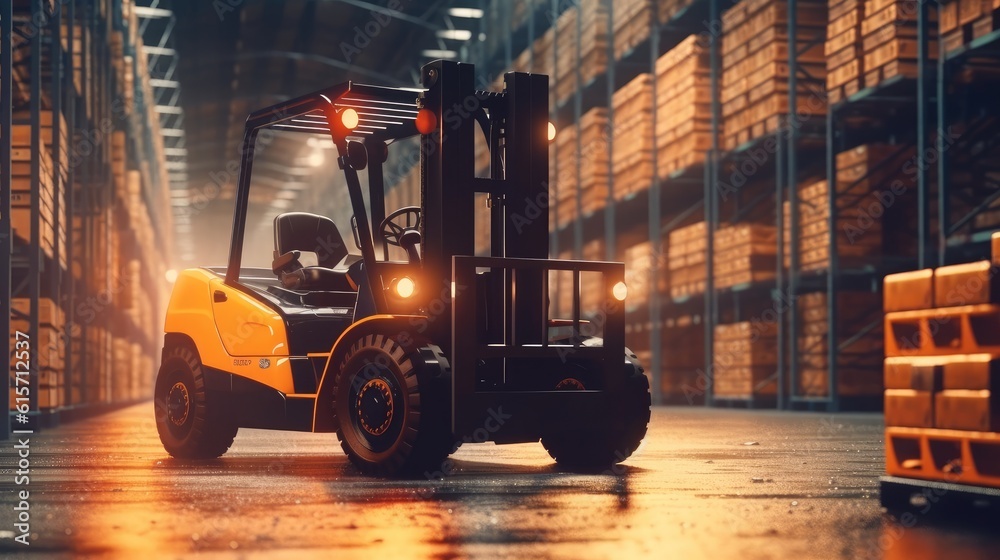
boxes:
[154,61,650,475]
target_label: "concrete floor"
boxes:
[1,405,999,559]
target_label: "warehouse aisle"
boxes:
[1,406,997,558]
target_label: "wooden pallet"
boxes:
[886,426,1000,488]
[667,221,707,299]
[885,304,1000,357]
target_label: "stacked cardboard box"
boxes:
[826,0,866,103]
[622,240,667,314]
[9,124,67,266]
[883,246,1000,488]
[713,321,778,398]
[713,223,777,289]
[667,221,708,299]
[861,0,937,89]
[796,291,883,397]
[655,35,713,177]
[612,74,654,200]
[8,298,66,410]
[555,107,610,219]
[613,0,654,59]
[939,0,1000,53]
[554,0,609,104]
[784,144,917,272]
[721,0,828,150]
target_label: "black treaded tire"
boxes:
[541,351,651,470]
[154,342,238,459]
[332,335,453,476]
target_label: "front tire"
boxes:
[541,351,651,469]
[332,336,453,476]
[154,342,238,459]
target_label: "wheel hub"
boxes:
[556,377,586,390]
[356,378,394,436]
[166,382,191,426]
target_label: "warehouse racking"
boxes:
[2,0,173,437]
[441,0,1000,411]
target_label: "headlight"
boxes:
[612,281,628,302]
[393,277,416,299]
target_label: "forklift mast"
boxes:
[420,60,550,354]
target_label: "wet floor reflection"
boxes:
[3,405,1000,558]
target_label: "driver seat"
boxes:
[272,212,357,292]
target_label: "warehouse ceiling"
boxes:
[159,0,479,266]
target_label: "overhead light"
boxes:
[436,29,472,41]
[307,150,325,167]
[422,49,457,59]
[448,8,483,18]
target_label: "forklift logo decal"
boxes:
[259,358,271,369]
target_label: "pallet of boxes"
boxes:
[860,0,937,90]
[712,320,778,403]
[667,221,708,300]
[939,0,1000,53]
[880,234,1000,512]
[553,0,608,106]
[9,299,66,413]
[655,35,713,177]
[612,74,654,200]
[721,0,827,150]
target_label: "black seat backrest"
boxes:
[273,212,349,269]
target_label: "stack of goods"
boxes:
[721,0,827,150]
[612,74,654,200]
[554,0,609,104]
[9,298,65,410]
[713,223,777,289]
[939,0,999,54]
[883,244,1000,489]
[796,291,883,397]
[555,107,610,219]
[826,0,866,103]
[712,321,778,399]
[860,0,937,89]
[655,35,713,177]
[622,240,667,314]
[784,144,917,272]
[667,221,708,299]
[9,124,67,266]
[613,0,654,59]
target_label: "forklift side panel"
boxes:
[163,269,296,395]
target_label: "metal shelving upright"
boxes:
[1,0,13,440]
[936,25,1000,266]
[798,4,937,411]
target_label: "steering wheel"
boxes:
[379,206,421,247]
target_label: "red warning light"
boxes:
[415,109,436,135]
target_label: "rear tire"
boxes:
[541,351,651,469]
[332,336,453,476]
[154,342,238,459]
